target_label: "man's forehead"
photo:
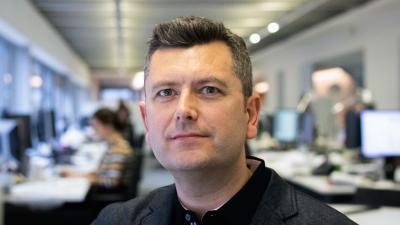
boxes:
[148,43,233,74]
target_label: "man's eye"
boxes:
[201,86,220,95]
[157,89,175,97]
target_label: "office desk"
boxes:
[330,204,400,225]
[287,175,356,203]
[6,178,90,208]
[6,142,107,209]
[255,150,400,205]
[349,207,400,224]
[63,141,107,173]
[255,150,357,203]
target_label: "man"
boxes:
[92,16,356,225]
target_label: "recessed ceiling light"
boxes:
[267,22,280,33]
[249,33,261,44]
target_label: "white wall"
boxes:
[252,0,400,112]
[0,0,90,85]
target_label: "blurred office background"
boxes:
[1,0,400,224]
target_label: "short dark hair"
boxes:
[92,108,118,129]
[144,16,253,98]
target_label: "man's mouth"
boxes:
[170,133,209,140]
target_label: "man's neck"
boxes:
[173,156,252,219]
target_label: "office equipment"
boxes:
[273,109,299,145]
[0,120,19,170]
[360,111,400,158]
[344,110,361,149]
[36,110,56,143]
[361,110,400,180]
[2,114,32,173]
[298,111,314,145]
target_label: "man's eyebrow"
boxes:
[150,80,179,92]
[195,76,228,88]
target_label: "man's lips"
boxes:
[170,133,209,140]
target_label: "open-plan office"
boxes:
[1,0,400,224]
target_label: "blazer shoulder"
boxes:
[91,185,175,225]
[290,190,358,225]
[256,168,357,225]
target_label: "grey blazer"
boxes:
[91,168,357,225]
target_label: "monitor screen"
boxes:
[298,111,314,145]
[3,113,32,152]
[344,110,361,149]
[273,110,299,143]
[361,110,400,158]
[0,120,17,160]
[36,110,56,142]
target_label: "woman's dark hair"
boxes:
[92,108,119,129]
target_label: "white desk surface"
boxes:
[349,207,400,225]
[5,142,107,208]
[288,175,357,195]
[68,142,107,173]
[331,204,400,225]
[6,177,90,207]
[255,150,355,195]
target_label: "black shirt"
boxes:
[171,157,271,225]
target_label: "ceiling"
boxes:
[30,0,373,87]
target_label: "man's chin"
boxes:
[162,156,213,172]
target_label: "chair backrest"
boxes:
[122,151,144,199]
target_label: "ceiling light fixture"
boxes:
[249,33,261,44]
[267,22,280,33]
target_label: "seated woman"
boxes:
[63,108,134,189]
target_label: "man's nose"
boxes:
[175,91,198,121]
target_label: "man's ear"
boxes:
[139,101,150,144]
[246,94,261,139]
[139,101,148,131]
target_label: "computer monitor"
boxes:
[0,120,19,166]
[361,110,400,158]
[298,111,314,145]
[273,109,299,143]
[344,110,361,149]
[2,113,32,156]
[36,110,56,143]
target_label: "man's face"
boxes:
[140,41,260,172]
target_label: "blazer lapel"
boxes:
[139,185,176,225]
[250,169,298,225]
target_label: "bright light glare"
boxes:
[267,22,280,33]
[132,71,144,90]
[249,33,261,44]
[30,75,43,88]
[255,81,270,93]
